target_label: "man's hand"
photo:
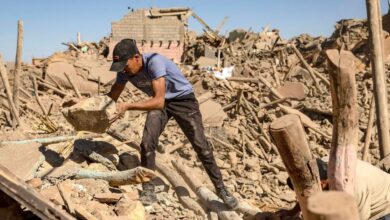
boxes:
[116,102,129,114]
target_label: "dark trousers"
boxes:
[140,93,225,190]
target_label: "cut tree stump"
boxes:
[270,114,322,219]
[307,191,359,220]
[325,49,358,194]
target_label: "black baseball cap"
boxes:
[110,39,140,72]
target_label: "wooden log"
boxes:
[64,72,82,98]
[307,191,359,220]
[242,97,272,142]
[19,87,32,99]
[0,164,74,220]
[269,114,322,219]
[325,49,358,194]
[0,133,101,146]
[13,20,23,114]
[227,77,258,83]
[362,97,375,162]
[261,97,290,108]
[258,76,284,99]
[272,64,281,86]
[0,54,20,126]
[171,160,242,220]
[277,104,332,140]
[75,146,117,171]
[37,80,67,97]
[32,76,48,116]
[205,134,243,156]
[46,73,64,91]
[366,0,390,159]
[70,167,156,186]
[291,44,323,92]
[156,159,206,216]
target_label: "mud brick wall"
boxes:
[111,9,186,61]
[112,9,184,42]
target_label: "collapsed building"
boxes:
[1,6,390,220]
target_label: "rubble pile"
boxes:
[0,15,388,220]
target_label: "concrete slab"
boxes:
[0,142,44,181]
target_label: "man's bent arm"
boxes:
[124,77,165,111]
[107,82,126,101]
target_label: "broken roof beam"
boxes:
[190,11,221,40]
[149,7,190,17]
[0,164,74,220]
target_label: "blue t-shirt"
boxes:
[115,53,193,100]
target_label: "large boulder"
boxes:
[62,96,116,133]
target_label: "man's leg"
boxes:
[140,110,169,169]
[140,109,169,205]
[167,98,238,209]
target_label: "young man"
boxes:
[107,39,238,208]
[283,158,390,220]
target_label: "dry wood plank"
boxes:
[366,0,390,159]
[64,72,82,98]
[32,76,48,116]
[269,114,322,219]
[0,54,20,126]
[172,160,242,220]
[363,97,375,162]
[0,164,74,220]
[291,44,323,92]
[37,80,67,97]
[325,49,358,194]
[277,104,332,140]
[156,159,206,216]
[13,20,23,114]
[70,167,156,186]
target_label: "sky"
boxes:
[0,0,388,63]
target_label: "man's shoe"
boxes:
[217,187,238,209]
[140,182,157,206]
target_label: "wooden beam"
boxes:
[269,114,322,219]
[291,44,323,92]
[64,72,82,98]
[362,97,375,162]
[0,164,74,220]
[0,54,20,126]
[13,20,23,115]
[156,159,205,216]
[325,49,358,194]
[172,159,243,220]
[366,0,390,158]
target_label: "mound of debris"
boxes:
[0,11,389,220]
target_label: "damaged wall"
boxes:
[110,8,189,61]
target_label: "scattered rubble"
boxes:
[0,7,390,220]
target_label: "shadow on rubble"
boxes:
[39,139,119,174]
